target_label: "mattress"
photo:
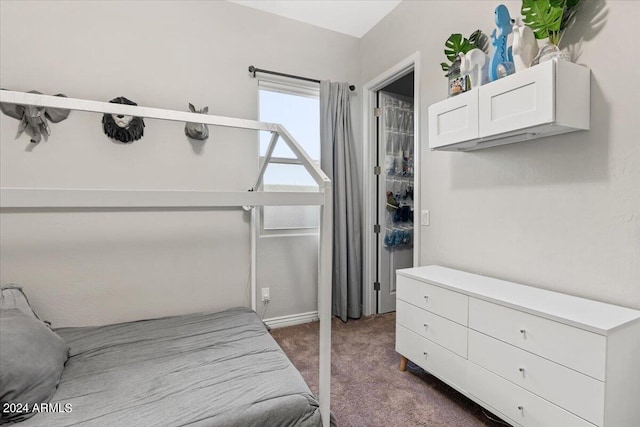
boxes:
[20,307,323,427]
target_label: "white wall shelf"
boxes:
[428,59,590,151]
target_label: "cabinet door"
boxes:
[428,90,478,149]
[479,60,555,138]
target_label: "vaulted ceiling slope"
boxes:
[228,0,402,38]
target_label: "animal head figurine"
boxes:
[184,104,209,141]
[102,96,145,143]
[458,49,489,89]
[512,17,539,72]
[0,90,70,143]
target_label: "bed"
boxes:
[0,90,333,427]
[14,307,324,427]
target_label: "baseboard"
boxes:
[264,311,318,329]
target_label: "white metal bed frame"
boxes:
[0,90,333,427]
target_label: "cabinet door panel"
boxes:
[428,90,478,149]
[479,60,555,137]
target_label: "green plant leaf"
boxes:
[561,0,582,31]
[440,62,450,72]
[469,29,489,54]
[444,33,473,63]
[521,0,564,40]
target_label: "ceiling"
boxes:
[228,0,402,38]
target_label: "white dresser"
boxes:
[396,266,640,427]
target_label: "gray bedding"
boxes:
[19,308,323,427]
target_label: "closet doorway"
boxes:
[362,54,420,316]
[377,74,415,313]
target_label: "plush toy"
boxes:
[184,103,209,141]
[0,90,70,143]
[512,17,539,72]
[489,4,515,82]
[102,97,144,143]
[459,49,489,89]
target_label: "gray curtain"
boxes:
[320,81,362,322]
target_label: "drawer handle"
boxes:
[519,329,526,338]
[423,295,429,302]
[519,367,525,373]
[517,406,524,411]
[423,352,428,357]
[423,323,429,329]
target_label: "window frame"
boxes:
[258,78,321,235]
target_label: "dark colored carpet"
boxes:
[271,313,508,427]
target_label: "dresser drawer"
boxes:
[396,299,467,357]
[469,330,604,426]
[396,324,467,393]
[468,362,596,427]
[469,298,606,380]
[397,275,468,325]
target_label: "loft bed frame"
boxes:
[0,90,333,427]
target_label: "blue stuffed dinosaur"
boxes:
[489,4,514,82]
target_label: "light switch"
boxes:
[421,210,430,226]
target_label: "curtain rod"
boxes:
[248,66,355,91]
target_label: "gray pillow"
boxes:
[0,309,69,424]
[0,285,41,320]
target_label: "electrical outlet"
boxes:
[261,287,270,302]
[421,210,430,226]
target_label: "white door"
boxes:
[377,91,415,314]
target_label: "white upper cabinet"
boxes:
[428,59,590,151]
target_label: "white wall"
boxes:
[360,1,640,310]
[0,1,359,326]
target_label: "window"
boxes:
[258,80,320,231]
